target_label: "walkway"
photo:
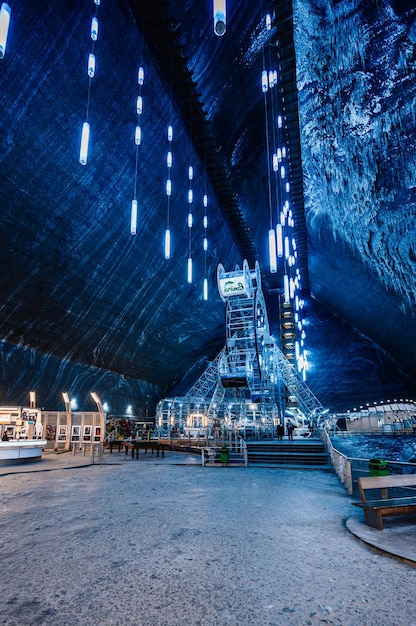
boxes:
[0,448,415,626]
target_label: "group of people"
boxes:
[276,420,296,441]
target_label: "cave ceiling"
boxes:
[0,0,415,413]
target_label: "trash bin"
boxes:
[220,446,229,465]
[369,458,388,476]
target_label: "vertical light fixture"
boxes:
[187,165,193,284]
[0,2,11,59]
[213,0,226,36]
[165,124,173,258]
[131,63,144,235]
[79,0,100,165]
[203,192,209,300]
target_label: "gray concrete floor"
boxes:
[0,450,415,626]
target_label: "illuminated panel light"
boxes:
[261,70,268,92]
[91,17,98,41]
[0,3,11,59]
[283,274,289,303]
[203,278,208,301]
[276,224,283,257]
[187,257,193,284]
[130,199,137,235]
[79,121,90,165]
[213,0,226,36]
[94,0,100,4]
[268,229,277,273]
[164,228,171,259]
[138,66,144,85]
[88,53,95,78]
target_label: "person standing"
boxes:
[286,420,295,441]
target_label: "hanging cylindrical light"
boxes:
[136,95,143,115]
[283,274,289,303]
[276,224,283,257]
[130,199,138,235]
[88,53,96,78]
[0,3,11,59]
[137,66,144,85]
[91,17,99,41]
[268,229,277,273]
[203,278,208,301]
[135,125,141,145]
[187,257,193,284]
[79,121,90,165]
[213,0,226,36]
[261,70,268,92]
[265,13,272,31]
[165,228,171,260]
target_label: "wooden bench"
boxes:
[352,474,416,530]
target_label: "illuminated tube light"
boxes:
[284,235,289,259]
[188,212,193,228]
[203,278,208,301]
[187,257,193,284]
[290,277,295,299]
[268,70,275,88]
[277,115,282,128]
[167,151,172,167]
[79,121,90,165]
[167,125,173,141]
[283,274,289,303]
[268,229,277,273]
[203,237,208,251]
[130,199,137,235]
[138,66,144,85]
[91,17,98,41]
[261,70,268,92]
[188,166,193,180]
[166,179,171,196]
[136,95,143,115]
[203,215,208,228]
[0,3,10,59]
[280,165,285,179]
[276,224,283,257]
[213,0,226,36]
[272,154,278,171]
[203,194,208,208]
[88,53,95,78]
[164,228,171,259]
[135,125,141,145]
[265,13,272,30]
[94,0,100,5]
[286,182,290,193]
[188,189,193,204]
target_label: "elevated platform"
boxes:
[347,514,416,565]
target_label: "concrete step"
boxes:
[246,440,330,469]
